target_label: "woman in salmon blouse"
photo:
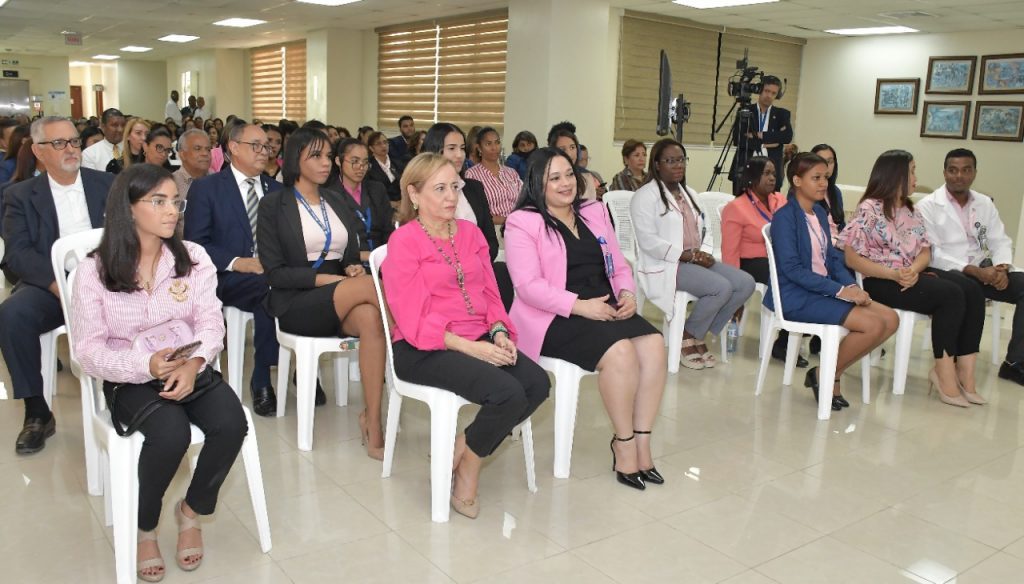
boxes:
[382,153,549,519]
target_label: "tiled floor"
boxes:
[4,302,1024,583]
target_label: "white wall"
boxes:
[165,49,249,121]
[307,28,372,129]
[797,30,1023,243]
[69,63,118,119]
[117,60,167,120]
[1,54,71,117]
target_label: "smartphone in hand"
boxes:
[166,340,202,362]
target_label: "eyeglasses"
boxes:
[151,144,172,154]
[238,141,273,154]
[345,158,370,168]
[39,138,83,150]
[659,157,689,166]
[138,198,187,213]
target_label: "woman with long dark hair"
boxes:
[261,124,284,183]
[811,143,846,232]
[506,147,666,491]
[839,149,986,407]
[548,127,600,200]
[632,138,755,369]
[257,128,388,456]
[72,164,247,581]
[505,130,537,180]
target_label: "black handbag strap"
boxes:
[102,368,218,437]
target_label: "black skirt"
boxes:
[277,259,345,337]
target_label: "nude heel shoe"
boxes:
[136,529,165,582]
[174,499,203,572]
[928,369,971,408]
[359,410,385,461]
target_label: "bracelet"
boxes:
[488,322,509,342]
[619,291,636,300]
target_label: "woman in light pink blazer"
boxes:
[506,148,667,491]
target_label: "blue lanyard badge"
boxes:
[356,207,374,250]
[747,193,773,223]
[294,189,332,269]
[597,236,614,278]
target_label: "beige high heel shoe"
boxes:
[174,499,203,572]
[137,529,165,582]
[359,410,385,461]
[957,381,987,405]
[928,369,971,408]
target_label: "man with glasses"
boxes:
[184,123,282,416]
[0,116,113,454]
[81,108,126,172]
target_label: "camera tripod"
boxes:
[707,97,756,192]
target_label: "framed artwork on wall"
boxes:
[972,101,1024,141]
[874,78,920,114]
[920,101,970,139]
[979,53,1024,95]
[925,56,976,94]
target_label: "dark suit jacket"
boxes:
[1,169,112,289]
[366,156,403,202]
[257,186,362,317]
[332,179,394,252]
[184,166,280,272]
[388,135,410,166]
[732,104,792,190]
[764,198,853,319]
[463,178,499,261]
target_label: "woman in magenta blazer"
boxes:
[505,148,667,491]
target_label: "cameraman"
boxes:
[730,76,792,194]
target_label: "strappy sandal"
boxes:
[695,342,716,368]
[174,499,203,572]
[680,339,705,370]
[137,529,165,582]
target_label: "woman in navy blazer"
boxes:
[766,153,897,410]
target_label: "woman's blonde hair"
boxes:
[397,152,454,224]
[120,117,151,171]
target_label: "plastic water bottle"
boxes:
[726,320,739,355]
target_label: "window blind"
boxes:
[250,41,307,122]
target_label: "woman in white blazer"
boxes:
[631,139,755,369]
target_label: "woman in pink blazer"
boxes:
[506,148,667,491]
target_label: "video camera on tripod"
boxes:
[727,52,770,104]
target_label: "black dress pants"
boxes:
[392,340,549,457]
[0,283,65,399]
[106,373,248,531]
[864,268,985,359]
[967,271,1024,363]
[217,271,279,373]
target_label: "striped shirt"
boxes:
[464,163,522,217]
[71,241,226,385]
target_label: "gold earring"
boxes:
[412,201,419,211]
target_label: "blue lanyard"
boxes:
[597,236,614,279]
[355,206,374,250]
[747,192,774,223]
[293,189,332,269]
[758,106,770,132]
[804,213,827,265]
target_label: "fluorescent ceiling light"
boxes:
[296,0,363,6]
[213,18,267,27]
[120,46,152,53]
[673,0,777,8]
[92,54,120,60]
[158,34,200,43]
[69,61,92,67]
[826,26,918,35]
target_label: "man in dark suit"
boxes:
[731,76,792,194]
[0,117,112,454]
[184,122,283,416]
[387,115,416,166]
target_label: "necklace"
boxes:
[416,218,475,315]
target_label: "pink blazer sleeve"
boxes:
[505,210,578,318]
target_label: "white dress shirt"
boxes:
[80,139,115,172]
[193,106,209,120]
[918,185,1014,271]
[50,173,93,270]
[227,164,265,271]
[165,100,182,125]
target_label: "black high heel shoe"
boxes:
[633,430,664,485]
[804,367,841,411]
[610,435,645,491]
[833,379,849,409]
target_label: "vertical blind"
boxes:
[615,11,803,145]
[250,41,307,122]
[378,10,508,131]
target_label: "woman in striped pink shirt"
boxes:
[464,127,523,224]
[72,164,246,581]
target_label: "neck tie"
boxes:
[112,143,120,160]
[245,178,259,254]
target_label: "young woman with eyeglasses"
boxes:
[329,137,394,261]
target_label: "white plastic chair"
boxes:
[664,291,731,372]
[989,301,1005,365]
[756,225,871,420]
[274,321,358,452]
[603,190,644,313]
[223,306,254,392]
[370,245,537,522]
[695,191,735,261]
[855,272,929,395]
[51,233,272,584]
[537,356,597,479]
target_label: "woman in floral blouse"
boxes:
[839,149,986,408]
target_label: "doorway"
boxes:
[70,85,83,119]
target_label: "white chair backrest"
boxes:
[602,190,636,262]
[368,245,399,378]
[695,191,733,252]
[762,223,793,327]
[50,228,105,362]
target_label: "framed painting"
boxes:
[979,53,1024,95]
[925,56,976,94]
[920,101,970,139]
[874,78,920,114]
[972,101,1024,141]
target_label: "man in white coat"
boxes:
[918,148,1024,385]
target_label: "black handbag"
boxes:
[103,368,221,437]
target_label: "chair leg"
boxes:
[108,440,137,584]
[381,387,403,478]
[754,313,777,397]
[552,368,582,479]
[891,316,916,396]
[519,419,537,493]
[226,317,245,394]
[240,408,273,552]
[782,332,802,386]
[82,382,103,497]
[40,333,59,407]
[991,303,1003,366]
[860,350,872,405]
[275,347,292,418]
[295,350,319,451]
[428,402,458,523]
[718,330,729,364]
[817,332,840,421]
[333,356,349,407]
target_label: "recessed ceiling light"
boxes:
[213,18,267,28]
[825,26,918,35]
[120,46,153,53]
[69,61,92,67]
[92,54,120,60]
[158,34,200,43]
[296,0,363,6]
[672,0,777,8]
